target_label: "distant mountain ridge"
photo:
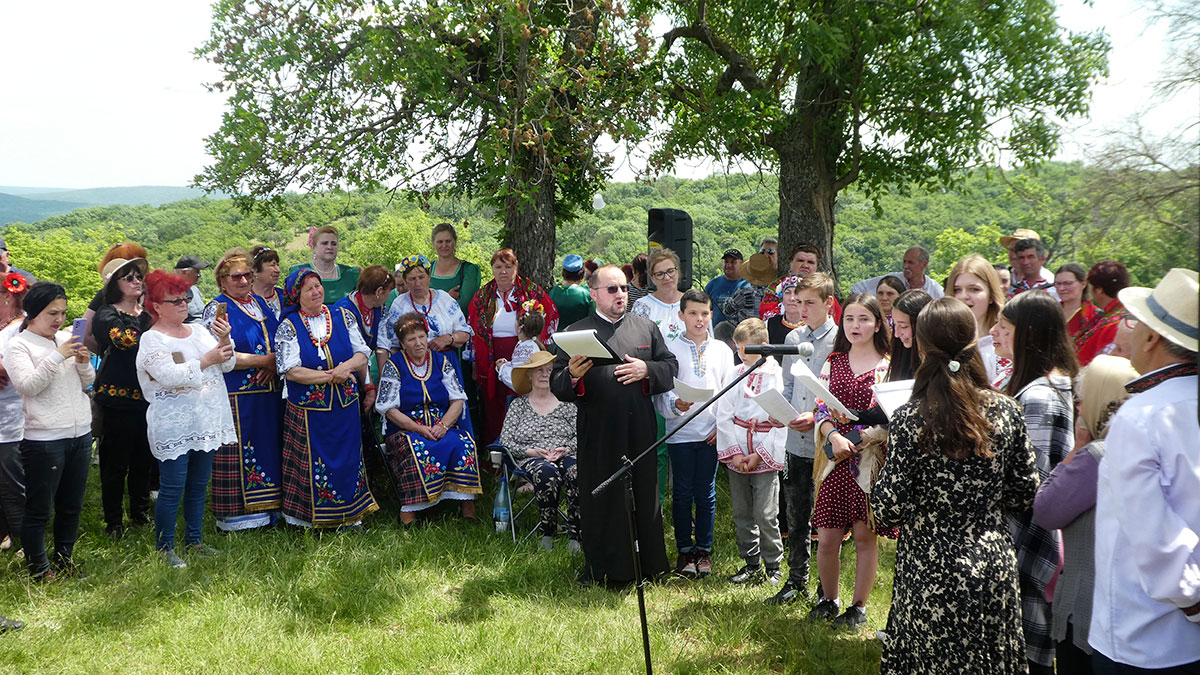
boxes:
[0,185,223,225]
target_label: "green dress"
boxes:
[549,282,594,329]
[287,262,359,305]
[430,259,481,318]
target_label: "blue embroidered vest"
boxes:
[333,292,381,352]
[283,307,360,411]
[218,293,281,395]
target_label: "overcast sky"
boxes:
[0,0,1192,190]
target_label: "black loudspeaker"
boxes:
[647,208,694,291]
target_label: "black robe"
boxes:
[551,312,677,583]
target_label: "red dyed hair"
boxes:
[490,248,518,267]
[144,270,194,322]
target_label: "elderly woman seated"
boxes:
[496,351,580,552]
[376,312,481,526]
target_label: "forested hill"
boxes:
[1,162,1193,319]
[0,186,219,225]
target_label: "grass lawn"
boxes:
[0,464,892,673]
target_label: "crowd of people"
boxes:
[0,224,1195,675]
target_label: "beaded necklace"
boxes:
[404,350,432,380]
[299,305,332,348]
[409,289,435,319]
[353,291,374,330]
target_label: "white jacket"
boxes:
[6,329,94,441]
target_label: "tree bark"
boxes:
[775,124,839,287]
[504,162,557,289]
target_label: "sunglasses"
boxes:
[158,297,189,307]
[227,271,254,282]
[759,248,776,255]
[120,272,144,283]
[597,284,629,295]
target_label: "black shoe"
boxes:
[808,597,840,621]
[105,524,124,540]
[764,580,802,606]
[728,564,764,584]
[694,552,712,578]
[0,615,24,633]
[675,552,697,579]
[765,567,782,584]
[53,559,87,580]
[832,603,868,630]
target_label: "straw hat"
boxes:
[511,350,556,395]
[101,257,149,282]
[739,252,777,287]
[1118,268,1198,353]
[998,228,1041,249]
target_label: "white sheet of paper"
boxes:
[549,329,619,360]
[872,379,915,419]
[789,357,860,421]
[750,388,799,423]
[673,377,714,403]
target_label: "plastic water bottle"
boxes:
[493,476,511,533]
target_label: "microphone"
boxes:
[742,343,815,357]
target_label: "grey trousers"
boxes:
[728,469,783,568]
[0,440,24,542]
[781,454,816,585]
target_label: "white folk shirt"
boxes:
[654,334,735,443]
[714,356,786,474]
[1090,370,1200,668]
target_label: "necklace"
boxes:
[353,291,375,329]
[312,259,337,279]
[300,306,332,348]
[404,351,432,380]
[410,289,434,318]
[782,315,801,329]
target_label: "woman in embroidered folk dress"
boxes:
[946,255,1011,387]
[378,255,471,387]
[872,298,1039,674]
[1056,262,1101,367]
[203,250,284,532]
[334,265,394,389]
[250,246,284,318]
[136,271,237,568]
[631,248,692,343]
[275,269,378,528]
[91,256,154,538]
[376,313,481,526]
[468,249,557,444]
[991,290,1078,674]
[808,293,896,630]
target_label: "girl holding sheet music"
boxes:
[808,293,895,631]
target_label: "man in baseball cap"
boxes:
[705,249,748,326]
[1089,268,1199,671]
[174,254,210,323]
[550,253,594,328]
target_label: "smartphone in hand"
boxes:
[71,317,89,343]
[215,302,228,322]
[823,428,864,460]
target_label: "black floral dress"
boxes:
[873,393,1039,675]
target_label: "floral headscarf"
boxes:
[775,275,801,297]
[281,268,322,321]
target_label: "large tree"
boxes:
[646,0,1109,279]
[196,0,655,285]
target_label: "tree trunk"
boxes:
[775,127,839,288]
[504,165,557,289]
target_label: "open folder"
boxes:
[549,329,622,366]
[789,358,859,421]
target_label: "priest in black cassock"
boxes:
[551,265,677,585]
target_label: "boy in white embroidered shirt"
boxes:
[715,318,786,586]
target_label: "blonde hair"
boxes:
[944,255,1006,329]
[647,248,680,276]
[733,318,769,345]
[1078,355,1139,439]
[215,247,253,292]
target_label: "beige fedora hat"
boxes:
[510,349,556,395]
[1118,268,1198,353]
[739,252,777,287]
[999,228,1042,249]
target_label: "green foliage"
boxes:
[341,208,495,283]
[1,225,127,318]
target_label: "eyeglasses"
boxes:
[651,267,677,281]
[120,272,143,283]
[158,297,189,307]
[596,284,629,294]
[227,272,254,282]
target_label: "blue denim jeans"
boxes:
[667,441,718,555]
[20,434,91,575]
[155,451,214,551]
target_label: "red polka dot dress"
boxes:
[811,351,898,538]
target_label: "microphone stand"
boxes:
[592,349,786,675]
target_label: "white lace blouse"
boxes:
[135,325,238,462]
[377,290,472,353]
